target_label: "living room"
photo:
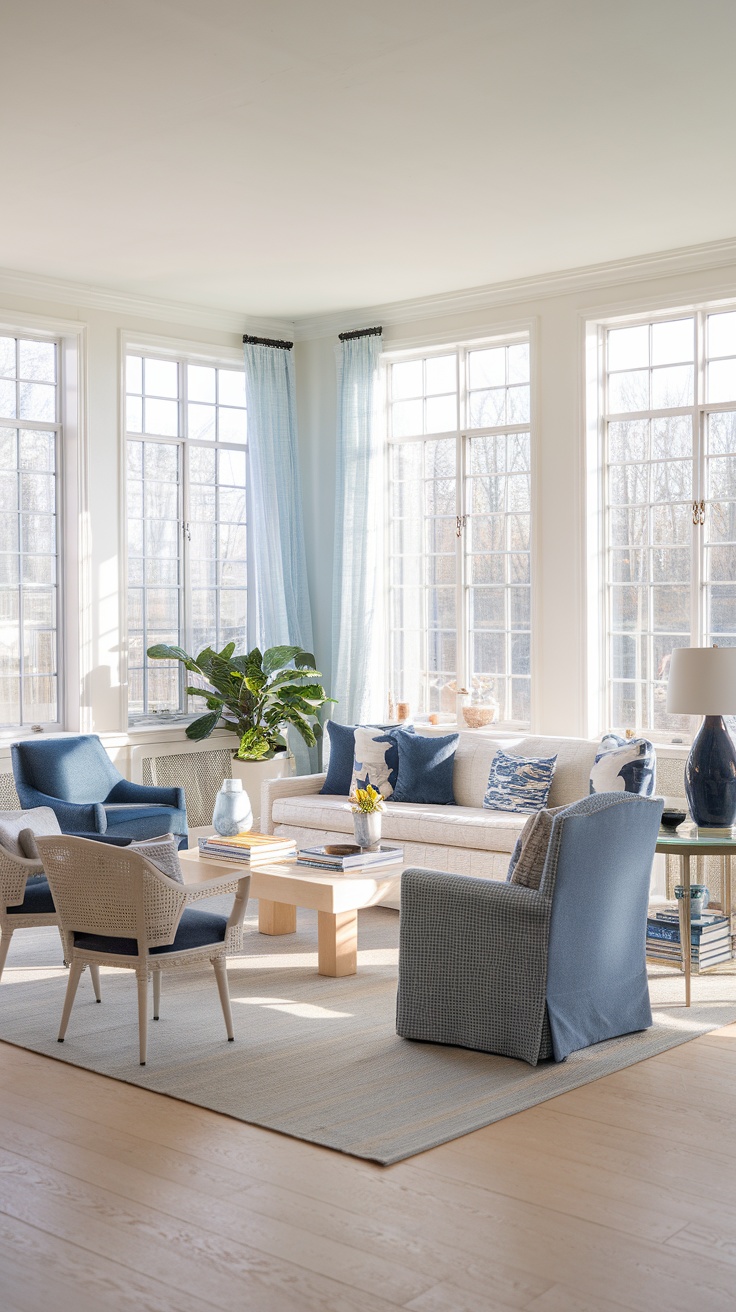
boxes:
[1,2,736,1310]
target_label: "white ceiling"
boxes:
[3,0,736,321]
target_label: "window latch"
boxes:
[692,500,705,526]
[182,521,191,541]
[456,514,467,538]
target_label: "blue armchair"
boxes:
[11,735,188,849]
[396,792,663,1064]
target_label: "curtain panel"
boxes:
[331,328,384,724]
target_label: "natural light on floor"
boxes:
[233,996,353,1019]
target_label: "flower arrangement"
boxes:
[350,784,385,814]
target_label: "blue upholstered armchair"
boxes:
[11,735,188,848]
[396,792,663,1065]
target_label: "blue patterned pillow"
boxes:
[589,733,656,796]
[351,726,410,799]
[483,748,558,814]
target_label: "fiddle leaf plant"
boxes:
[146,641,333,761]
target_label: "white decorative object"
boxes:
[230,752,294,831]
[212,779,253,836]
[353,810,382,850]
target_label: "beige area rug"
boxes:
[1,898,735,1165]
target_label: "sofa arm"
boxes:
[16,788,106,834]
[260,772,327,834]
[106,779,186,811]
[396,868,553,1065]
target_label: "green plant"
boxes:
[146,641,333,761]
[350,784,385,814]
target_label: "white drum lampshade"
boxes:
[666,646,736,715]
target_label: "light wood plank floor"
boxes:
[1,1025,736,1312]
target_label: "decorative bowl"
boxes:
[462,705,496,729]
[661,808,687,830]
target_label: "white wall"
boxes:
[295,251,736,737]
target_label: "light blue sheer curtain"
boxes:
[331,328,384,724]
[244,336,315,769]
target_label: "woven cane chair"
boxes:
[36,836,250,1065]
[0,839,103,993]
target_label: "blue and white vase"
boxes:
[212,778,253,836]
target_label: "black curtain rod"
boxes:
[338,325,383,341]
[243,334,293,349]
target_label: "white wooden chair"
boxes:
[36,835,250,1065]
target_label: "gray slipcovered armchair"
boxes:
[396,792,664,1065]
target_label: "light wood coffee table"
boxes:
[179,845,403,977]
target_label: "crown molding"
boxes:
[291,235,736,341]
[0,265,294,340]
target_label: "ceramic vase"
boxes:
[353,810,382,851]
[212,778,253,836]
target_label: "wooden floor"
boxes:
[1,1028,736,1312]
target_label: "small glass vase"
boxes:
[353,810,382,851]
[212,778,253,836]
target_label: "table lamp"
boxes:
[666,645,736,830]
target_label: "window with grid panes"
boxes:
[602,308,736,737]
[0,335,60,728]
[126,354,247,720]
[387,338,532,725]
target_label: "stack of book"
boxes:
[646,907,732,972]
[198,832,297,864]
[297,842,404,874]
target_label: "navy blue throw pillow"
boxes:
[320,722,413,795]
[392,731,458,805]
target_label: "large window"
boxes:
[602,308,736,735]
[387,338,532,725]
[0,335,60,728]
[125,353,247,720]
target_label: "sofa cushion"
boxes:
[271,794,527,854]
[393,731,458,805]
[0,807,61,859]
[351,726,405,799]
[451,732,600,810]
[483,748,557,814]
[589,733,656,796]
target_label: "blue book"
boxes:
[647,917,729,945]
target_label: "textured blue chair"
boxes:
[11,735,188,849]
[396,792,663,1064]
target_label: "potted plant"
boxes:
[349,784,385,851]
[147,641,333,828]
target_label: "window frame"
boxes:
[121,336,248,726]
[383,328,536,729]
[592,302,736,743]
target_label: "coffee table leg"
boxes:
[258,899,297,935]
[317,909,358,977]
[679,854,691,1008]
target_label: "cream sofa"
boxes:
[262,732,600,909]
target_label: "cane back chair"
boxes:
[36,836,250,1065]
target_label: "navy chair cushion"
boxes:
[7,876,55,916]
[73,907,228,956]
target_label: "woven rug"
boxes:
[1,899,735,1165]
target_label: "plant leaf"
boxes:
[185,710,221,741]
[263,645,303,676]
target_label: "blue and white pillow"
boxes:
[483,748,558,814]
[351,727,405,799]
[589,733,656,796]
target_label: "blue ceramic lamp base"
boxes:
[685,714,736,830]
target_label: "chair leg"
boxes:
[136,972,149,1066]
[58,960,84,1041]
[152,969,161,1020]
[89,963,102,1002]
[212,956,234,1041]
[0,927,13,983]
